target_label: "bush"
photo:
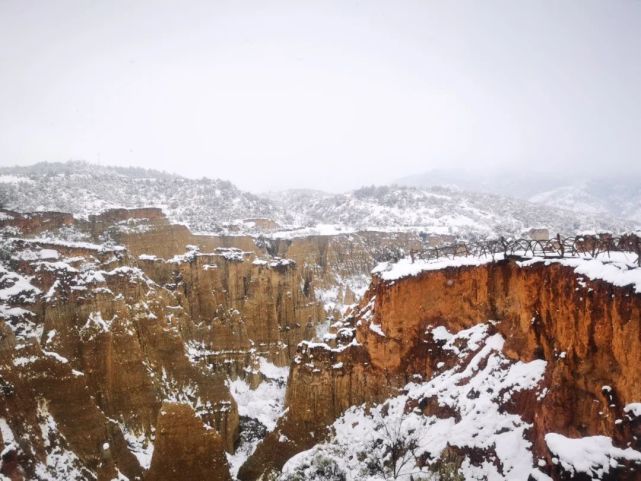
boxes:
[280,453,347,481]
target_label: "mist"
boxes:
[1,0,640,192]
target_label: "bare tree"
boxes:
[361,404,431,480]
[360,403,464,481]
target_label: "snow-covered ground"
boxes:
[315,274,370,316]
[226,357,290,478]
[545,433,641,479]
[373,250,641,294]
[281,323,548,481]
[282,321,641,481]
[33,400,88,481]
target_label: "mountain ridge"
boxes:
[1,161,638,237]
[398,168,641,222]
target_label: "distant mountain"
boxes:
[1,161,638,237]
[273,184,636,237]
[396,169,562,198]
[0,161,289,233]
[1,160,180,180]
[398,169,641,222]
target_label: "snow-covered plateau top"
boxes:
[373,251,641,293]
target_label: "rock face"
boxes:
[145,402,231,481]
[11,206,639,479]
[0,209,330,480]
[0,210,74,237]
[1,207,445,480]
[242,257,641,480]
[138,250,321,367]
[0,238,240,479]
[357,259,641,449]
[262,231,448,319]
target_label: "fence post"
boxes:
[557,233,564,258]
[500,236,507,257]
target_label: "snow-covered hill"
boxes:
[528,181,641,222]
[1,162,637,237]
[0,161,290,233]
[273,184,636,237]
[398,169,641,223]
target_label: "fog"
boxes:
[1,0,640,192]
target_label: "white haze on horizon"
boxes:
[1,0,640,193]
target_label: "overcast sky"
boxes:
[1,0,640,192]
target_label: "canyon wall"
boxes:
[242,257,641,480]
[0,209,329,480]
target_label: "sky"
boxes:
[1,0,640,192]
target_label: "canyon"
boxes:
[1,207,641,480]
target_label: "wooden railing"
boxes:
[410,234,641,266]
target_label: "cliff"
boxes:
[242,255,641,480]
[0,211,325,480]
[0,237,241,480]
[145,402,232,481]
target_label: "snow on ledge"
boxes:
[372,254,504,281]
[372,251,641,293]
[545,433,641,478]
[520,255,641,294]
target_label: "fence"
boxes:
[411,234,641,266]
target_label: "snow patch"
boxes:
[545,433,641,478]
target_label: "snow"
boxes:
[80,311,113,337]
[431,325,454,343]
[34,400,91,480]
[111,469,130,481]
[120,426,154,470]
[431,323,494,357]
[373,254,502,281]
[0,305,33,319]
[561,257,641,293]
[44,280,60,302]
[20,237,126,252]
[545,433,641,478]
[227,358,290,477]
[228,363,288,432]
[270,224,358,239]
[369,322,385,337]
[299,335,361,355]
[624,403,641,418]
[11,247,60,261]
[215,248,250,262]
[373,250,641,295]
[13,355,39,366]
[532,466,553,480]
[269,257,294,268]
[43,350,69,364]
[0,265,42,302]
[315,274,370,318]
[258,357,290,381]
[283,323,547,481]
[3,162,635,236]
[516,253,641,293]
[0,174,33,184]
[0,418,16,453]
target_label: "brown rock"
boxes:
[145,402,231,481]
[243,258,641,480]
